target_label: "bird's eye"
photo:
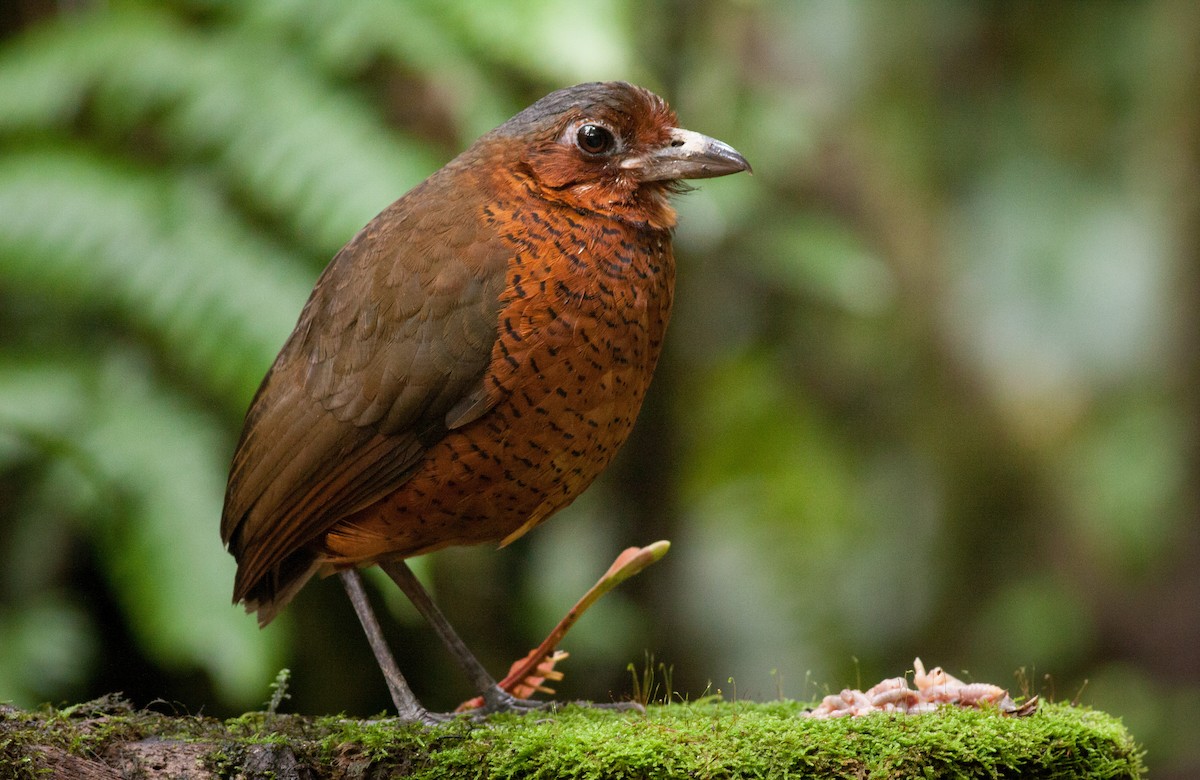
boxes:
[576,124,615,155]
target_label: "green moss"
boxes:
[0,696,1145,779]
[407,701,1144,779]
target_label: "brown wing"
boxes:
[221,166,509,615]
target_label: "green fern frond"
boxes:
[0,148,312,409]
[0,8,438,256]
[205,0,518,141]
[414,0,638,84]
[0,350,285,702]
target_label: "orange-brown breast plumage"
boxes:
[321,184,676,564]
[221,82,748,625]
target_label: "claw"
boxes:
[463,690,643,719]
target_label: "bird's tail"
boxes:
[233,550,322,628]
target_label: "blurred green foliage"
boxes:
[1,1,1197,778]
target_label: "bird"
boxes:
[220,81,750,722]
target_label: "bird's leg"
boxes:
[338,569,440,724]
[377,559,549,715]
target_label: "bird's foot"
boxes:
[410,708,462,726]
[463,686,643,719]
[479,686,554,716]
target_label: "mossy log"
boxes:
[1,694,1145,779]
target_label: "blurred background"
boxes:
[0,0,1196,776]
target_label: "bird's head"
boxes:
[488,81,750,230]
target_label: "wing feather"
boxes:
[221,163,509,609]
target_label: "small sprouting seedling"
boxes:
[457,542,670,711]
[1041,671,1057,703]
[1014,666,1030,700]
[266,668,292,716]
[1071,678,1089,707]
[628,652,675,707]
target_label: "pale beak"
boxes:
[622,127,752,182]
